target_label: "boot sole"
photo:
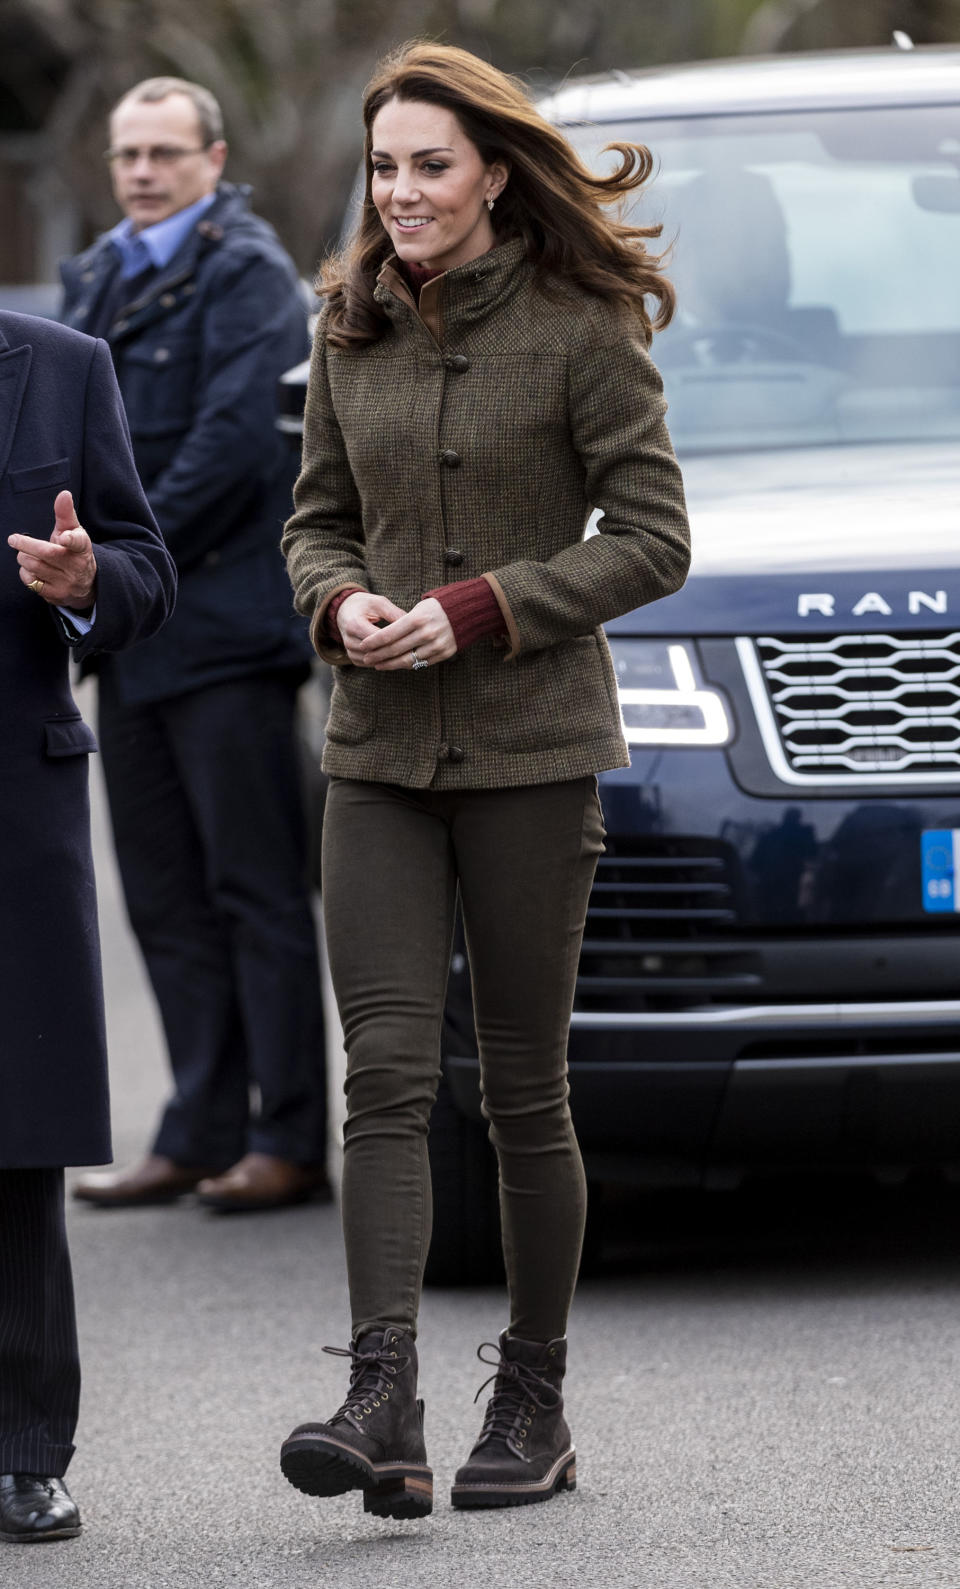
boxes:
[280,1432,433,1519]
[450,1449,576,1510]
[0,1525,83,1542]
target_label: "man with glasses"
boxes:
[63,78,330,1214]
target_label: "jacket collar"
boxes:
[375,235,529,347]
[59,182,258,344]
[60,181,252,297]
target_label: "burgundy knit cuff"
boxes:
[325,586,364,643]
[424,577,506,652]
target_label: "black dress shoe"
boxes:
[0,1474,81,1542]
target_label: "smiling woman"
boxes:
[279,38,690,1526]
[369,100,507,275]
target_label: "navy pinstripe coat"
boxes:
[0,312,175,1166]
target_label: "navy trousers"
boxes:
[0,1170,79,1477]
[97,668,327,1168]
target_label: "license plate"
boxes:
[921,829,960,913]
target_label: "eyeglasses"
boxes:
[104,143,212,168]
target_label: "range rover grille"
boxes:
[576,838,756,1008]
[752,632,960,781]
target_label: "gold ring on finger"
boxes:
[28,577,45,594]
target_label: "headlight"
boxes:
[611,640,732,746]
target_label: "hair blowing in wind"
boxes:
[322,41,675,348]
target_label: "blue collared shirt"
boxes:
[108,191,217,279]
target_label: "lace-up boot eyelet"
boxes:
[281,1326,432,1519]
[451,1330,576,1509]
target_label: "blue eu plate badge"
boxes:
[921,830,960,913]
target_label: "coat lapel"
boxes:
[0,331,32,480]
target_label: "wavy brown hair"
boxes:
[322,41,674,349]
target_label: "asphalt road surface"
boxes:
[11,684,960,1589]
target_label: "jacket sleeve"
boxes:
[281,325,368,664]
[484,324,691,659]
[71,338,177,662]
[145,248,309,568]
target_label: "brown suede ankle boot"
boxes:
[280,1326,432,1518]
[451,1331,576,1509]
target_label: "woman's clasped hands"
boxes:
[337,590,456,671]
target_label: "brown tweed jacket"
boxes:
[282,236,691,790]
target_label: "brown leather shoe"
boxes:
[196,1153,332,1213]
[72,1154,222,1208]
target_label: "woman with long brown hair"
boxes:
[279,40,689,1519]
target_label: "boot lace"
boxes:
[322,1338,407,1423]
[472,1340,560,1448]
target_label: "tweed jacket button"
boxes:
[444,548,464,566]
[445,354,470,373]
[437,742,450,761]
[439,449,461,468]
[447,746,465,764]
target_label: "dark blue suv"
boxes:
[426,45,960,1276]
[281,45,960,1277]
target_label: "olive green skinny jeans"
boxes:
[322,774,604,1343]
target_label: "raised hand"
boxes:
[8,490,98,611]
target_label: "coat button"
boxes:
[81,270,95,284]
[160,292,177,308]
[444,548,464,566]
[439,449,461,468]
[437,742,450,761]
[153,347,171,362]
[445,354,470,373]
[447,746,465,764]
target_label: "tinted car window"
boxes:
[567,106,960,453]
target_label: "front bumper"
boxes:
[443,744,960,1184]
[448,998,960,1182]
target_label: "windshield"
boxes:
[564,105,960,455]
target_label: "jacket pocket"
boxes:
[489,633,612,753]
[44,717,99,758]
[325,668,377,746]
[122,333,199,436]
[10,458,70,493]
